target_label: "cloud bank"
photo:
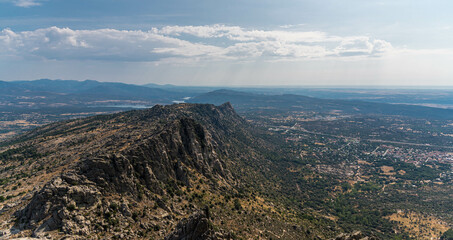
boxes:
[0,25,393,63]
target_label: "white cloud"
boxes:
[332,37,393,57]
[7,0,42,7]
[0,27,223,62]
[0,25,394,63]
[157,24,330,43]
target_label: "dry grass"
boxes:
[386,210,450,240]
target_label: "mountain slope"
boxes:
[1,103,329,239]
[2,102,429,239]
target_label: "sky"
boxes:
[1,0,453,86]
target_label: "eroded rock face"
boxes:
[76,117,233,197]
[165,210,229,240]
[15,171,100,236]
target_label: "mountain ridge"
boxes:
[1,103,325,239]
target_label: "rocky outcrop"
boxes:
[15,171,100,236]
[13,103,241,237]
[74,114,234,196]
[165,209,230,240]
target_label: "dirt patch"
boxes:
[380,166,395,175]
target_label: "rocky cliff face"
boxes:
[11,103,243,238]
[164,208,231,240]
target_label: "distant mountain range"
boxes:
[189,89,453,120]
[1,79,186,103]
[1,79,452,120]
[144,82,453,109]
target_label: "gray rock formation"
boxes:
[165,209,230,240]
[15,171,100,237]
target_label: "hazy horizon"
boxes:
[4,78,453,89]
[2,1,453,86]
